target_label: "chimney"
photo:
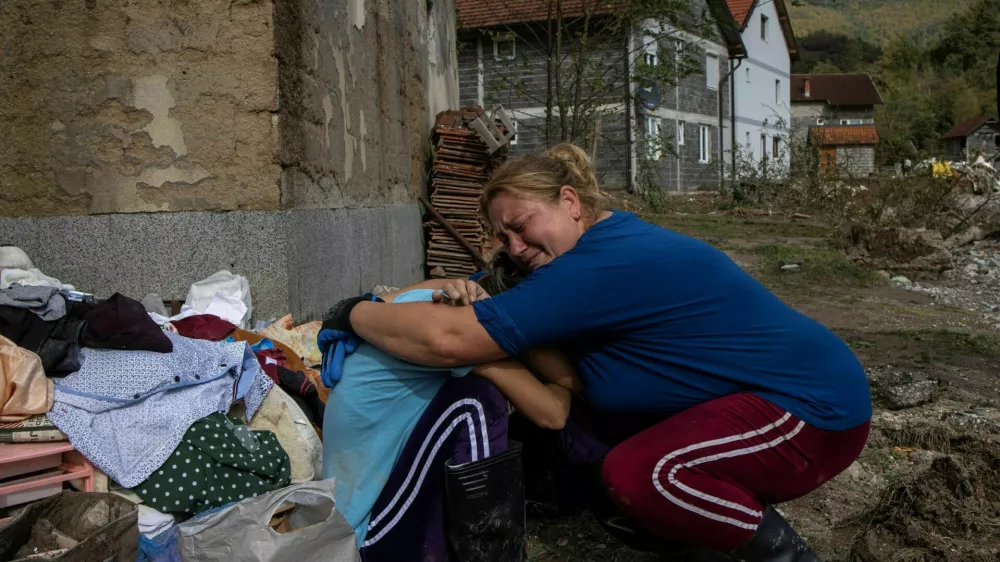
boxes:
[804,78,811,98]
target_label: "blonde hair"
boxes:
[480,143,606,230]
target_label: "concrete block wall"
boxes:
[836,146,876,178]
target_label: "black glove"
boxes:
[322,292,384,334]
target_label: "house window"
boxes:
[706,53,719,89]
[643,51,657,67]
[698,126,710,163]
[646,117,662,161]
[775,79,781,104]
[816,118,825,126]
[745,131,751,147]
[745,67,751,83]
[677,121,685,146]
[772,136,780,158]
[761,14,769,42]
[760,133,767,160]
[492,33,515,61]
[508,119,518,146]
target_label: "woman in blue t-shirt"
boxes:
[325,144,872,562]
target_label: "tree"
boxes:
[811,60,841,74]
[792,31,881,73]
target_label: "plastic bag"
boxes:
[0,491,138,562]
[184,271,253,329]
[177,479,359,562]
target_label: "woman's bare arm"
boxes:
[523,348,583,395]
[350,301,506,366]
[472,359,571,430]
[472,348,581,430]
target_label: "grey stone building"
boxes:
[455,0,746,192]
[790,73,883,177]
[0,0,460,320]
[941,116,999,162]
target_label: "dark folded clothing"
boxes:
[275,366,324,426]
[68,293,172,353]
[0,306,86,376]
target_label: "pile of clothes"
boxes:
[0,247,331,560]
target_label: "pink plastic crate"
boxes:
[0,443,94,509]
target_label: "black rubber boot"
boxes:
[730,506,820,562]
[444,441,527,562]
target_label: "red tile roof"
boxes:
[724,0,754,27]
[810,125,879,146]
[454,0,750,57]
[942,115,998,139]
[791,74,884,106]
[455,0,613,29]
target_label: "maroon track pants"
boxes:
[602,392,870,551]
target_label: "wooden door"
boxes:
[820,147,836,175]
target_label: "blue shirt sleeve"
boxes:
[472,254,624,357]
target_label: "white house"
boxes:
[722,0,798,177]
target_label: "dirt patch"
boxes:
[851,439,1000,562]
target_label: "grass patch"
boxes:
[845,336,876,350]
[749,243,884,289]
[873,329,1000,357]
[643,213,832,243]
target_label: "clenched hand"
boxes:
[432,279,490,306]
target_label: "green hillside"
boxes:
[788,0,977,45]
[787,0,999,162]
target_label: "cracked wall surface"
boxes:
[0,0,280,216]
[274,0,452,208]
[0,0,458,316]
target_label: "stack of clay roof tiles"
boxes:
[425,106,509,278]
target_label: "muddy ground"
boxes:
[527,196,1000,562]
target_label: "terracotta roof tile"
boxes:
[455,0,613,29]
[791,74,884,106]
[942,115,998,139]
[724,0,754,27]
[809,125,879,146]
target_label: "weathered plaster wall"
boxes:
[0,0,280,216]
[0,0,456,316]
[275,0,441,208]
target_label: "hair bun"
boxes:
[546,144,600,196]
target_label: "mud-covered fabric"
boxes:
[131,413,291,517]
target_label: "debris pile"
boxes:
[850,427,1000,562]
[424,107,509,278]
[912,156,1000,194]
[890,239,1000,327]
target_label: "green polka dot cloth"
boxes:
[130,412,291,517]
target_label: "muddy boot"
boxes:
[444,441,527,562]
[730,506,819,562]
